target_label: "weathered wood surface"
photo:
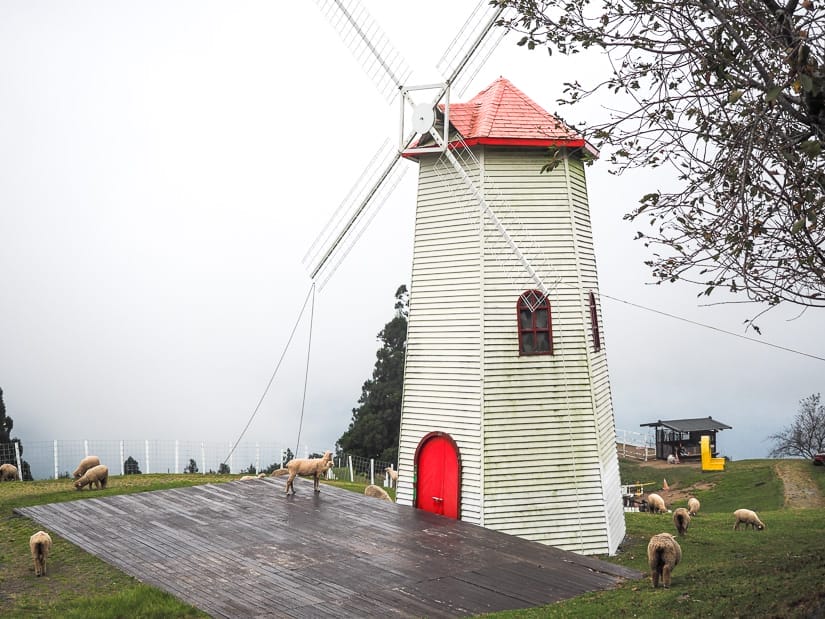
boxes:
[16,478,640,618]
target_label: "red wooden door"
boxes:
[415,433,460,519]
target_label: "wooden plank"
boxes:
[15,478,640,617]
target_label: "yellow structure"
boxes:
[700,435,725,471]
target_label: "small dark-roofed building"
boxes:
[640,417,732,461]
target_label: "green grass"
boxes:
[480,459,825,618]
[2,462,824,617]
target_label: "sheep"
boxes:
[239,473,266,481]
[0,463,18,481]
[74,464,109,490]
[646,492,670,514]
[364,484,393,502]
[647,532,682,588]
[687,497,700,516]
[672,507,691,536]
[29,530,52,577]
[72,455,101,480]
[270,451,334,494]
[733,508,765,530]
[384,467,399,487]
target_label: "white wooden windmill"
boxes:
[306,0,625,556]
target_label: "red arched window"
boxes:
[589,291,601,352]
[517,290,553,355]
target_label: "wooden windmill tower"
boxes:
[308,1,625,556]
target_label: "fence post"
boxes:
[369,458,374,485]
[348,455,354,482]
[145,439,150,475]
[84,439,89,458]
[13,441,23,480]
[255,443,260,474]
[120,441,125,476]
[201,442,206,475]
[53,440,59,480]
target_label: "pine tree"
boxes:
[0,387,32,480]
[336,285,408,464]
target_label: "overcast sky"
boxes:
[1,0,822,465]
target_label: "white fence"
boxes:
[0,440,398,486]
[615,429,655,461]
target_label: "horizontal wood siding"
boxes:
[480,149,622,555]
[397,156,483,523]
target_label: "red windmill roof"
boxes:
[441,77,598,157]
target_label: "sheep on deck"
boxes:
[672,507,691,536]
[687,497,700,516]
[270,451,334,494]
[0,463,18,481]
[364,484,393,502]
[647,532,682,588]
[239,473,266,481]
[646,492,670,514]
[29,530,52,577]
[734,508,765,530]
[74,464,109,490]
[72,455,101,480]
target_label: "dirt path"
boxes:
[774,460,825,508]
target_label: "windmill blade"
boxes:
[303,138,411,288]
[437,1,512,97]
[430,131,557,311]
[314,0,413,105]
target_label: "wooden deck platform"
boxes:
[16,478,640,618]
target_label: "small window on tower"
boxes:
[517,290,553,355]
[589,291,601,352]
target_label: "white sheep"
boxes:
[270,451,334,494]
[74,464,109,490]
[29,530,52,577]
[239,473,266,481]
[733,508,765,530]
[672,507,691,536]
[0,463,18,481]
[364,484,393,502]
[687,497,700,516]
[72,455,101,480]
[384,467,399,487]
[646,492,670,514]
[647,532,682,588]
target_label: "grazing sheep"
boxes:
[74,464,109,490]
[384,467,399,486]
[687,497,700,516]
[647,532,682,588]
[239,473,266,481]
[72,455,101,480]
[364,484,393,502]
[0,463,18,481]
[271,451,334,494]
[29,530,52,577]
[672,507,691,536]
[646,492,669,514]
[734,508,765,530]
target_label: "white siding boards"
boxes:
[396,145,625,556]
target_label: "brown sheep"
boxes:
[29,530,52,577]
[672,507,691,536]
[364,484,393,502]
[647,532,682,588]
[734,508,765,530]
[74,464,109,490]
[270,451,333,494]
[0,463,18,481]
[384,467,398,487]
[72,455,101,480]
